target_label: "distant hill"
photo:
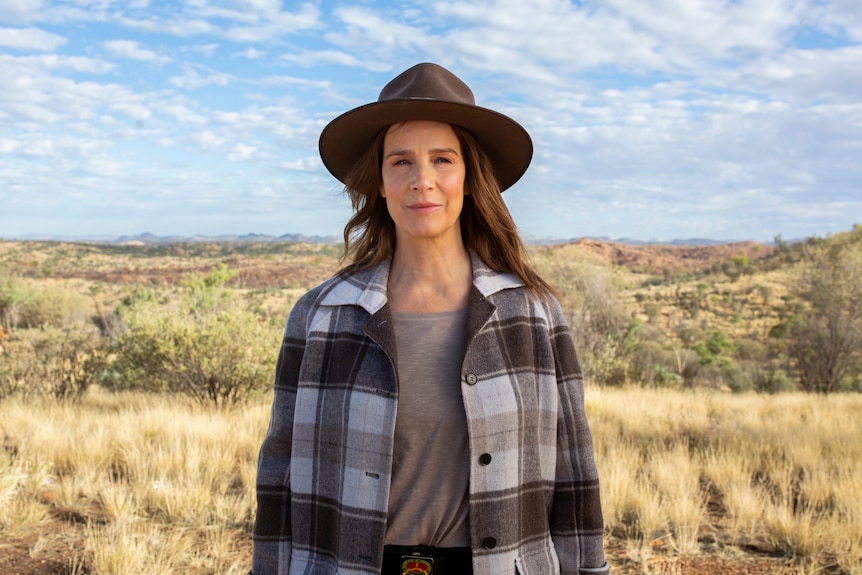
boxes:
[8,232,763,247]
[521,234,750,246]
[552,238,775,274]
[7,232,342,245]
[113,232,343,245]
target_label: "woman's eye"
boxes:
[434,157,452,164]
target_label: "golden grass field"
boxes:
[1,386,860,574]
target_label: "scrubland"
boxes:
[1,232,861,573]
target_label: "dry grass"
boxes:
[589,387,862,574]
[0,388,268,574]
[1,387,861,574]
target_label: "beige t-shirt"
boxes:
[384,308,471,548]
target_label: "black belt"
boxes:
[382,545,472,575]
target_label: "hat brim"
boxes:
[318,99,533,192]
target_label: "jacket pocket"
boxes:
[514,545,560,575]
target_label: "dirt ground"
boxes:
[0,521,802,575]
[0,519,254,575]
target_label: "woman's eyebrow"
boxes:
[384,149,411,158]
[429,147,460,156]
[384,147,459,158]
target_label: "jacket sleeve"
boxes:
[546,298,610,575]
[251,293,314,575]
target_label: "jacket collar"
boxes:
[318,251,523,315]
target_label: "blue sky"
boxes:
[1,0,860,242]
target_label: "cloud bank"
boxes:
[1,0,860,242]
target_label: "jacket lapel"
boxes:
[320,252,525,368]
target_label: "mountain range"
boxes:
[4,232,757,246]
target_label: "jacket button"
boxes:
[479,453,492,465]
[482,537,497,549]
[465,373,478,385]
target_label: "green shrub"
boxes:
[693,329,735,367]
[754,368,795,394]
[0,274,90,330]
[0,273,37,331]
[652,365,683,388]
[0,324,108,400]
[112,303,279,406]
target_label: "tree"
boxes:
[0,272,35,331]
[113,305,278,406]
[693,329,735,367]
[111,266,280,406]
[787,237,862,393]
[564,267,633,386]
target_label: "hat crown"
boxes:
[378,63,476,106]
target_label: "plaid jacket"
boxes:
[252,254,608,575]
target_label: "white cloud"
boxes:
[103,39,171,64]
[114,1,321,42]
[431,0,663,77]
[192,130,224,151]
[0,53,114,75]
[0,138,20,153]
[327,5,430,56]
[602,0,802,58]
[279,48,385,70]
[2,0,861,241]
[235,46,264,58]
[0,26,66,50]
[0,0,45,24]
[228,142,255,159]
[223,3,321,42]
[117,15,216,37]
[169,65,232,89]
[808,0,862,41]
[721,45,862,104]
[192,42,219,56]
[156,100,208,124]
[279,156,319,172]
[239,0,283,17]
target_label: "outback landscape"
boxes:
[1,227,861,574]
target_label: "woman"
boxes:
[252,63,609,575]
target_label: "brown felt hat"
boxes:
[318,62,533,192]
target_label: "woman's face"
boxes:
[381,120,467,246]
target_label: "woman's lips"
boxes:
[408,202,440,213]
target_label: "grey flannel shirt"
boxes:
[252,253,609,575]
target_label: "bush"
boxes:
[787,240,862,393]
[553,265,634,387]
[693,329,735,367]
[112,303,279,406]
[0,272,35,331]
[0,324,108,400]
[754,368,795,394]
[1,274,91,331]
[652,365,683,388]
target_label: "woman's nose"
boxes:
[410,160,433,190]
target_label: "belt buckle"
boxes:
[400,553,434,575]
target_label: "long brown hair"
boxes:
[340,123,554,296]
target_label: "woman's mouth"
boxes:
[408,202,440,213]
